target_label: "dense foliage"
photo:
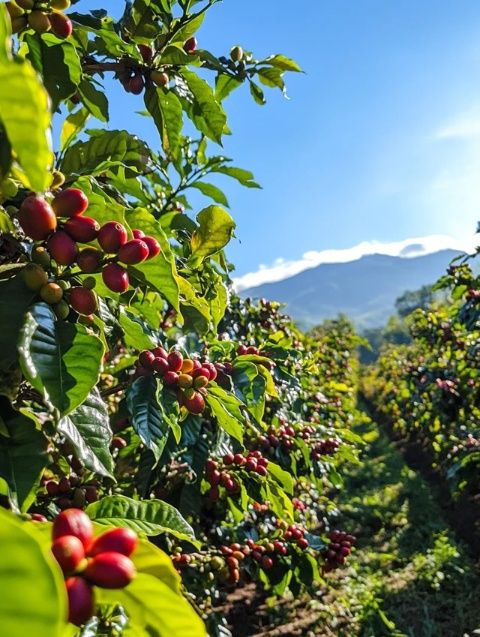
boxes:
[0,2,364,635]
[363,253,480,497]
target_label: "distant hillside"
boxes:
[240,250,462,329]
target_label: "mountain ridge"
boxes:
[239,249,462,329]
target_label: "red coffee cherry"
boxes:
[184,391,205,415]
[151,357,169,374]
[52,508,93,550]
[139,350,155,369]
[202,362,217,381]
[84,552,136,589]
[98,221,128,253]
[142,235,161,259]
[117,239,149,265]
[49,11,73,38]
[102,263,129,293]
[51,535,85,575]
[47,230,78,265]
[167,351,183,372]
[52,188,88,217]
[261,556,273,569]
[138,44,153,63]
[69,287,97,316]
[64,216,100,243]
[65,576,94,626]
[151,70,169,87]
[163,371,179,385]
[18,195,57,240]
[88,527,138,558]
[132,229,145,239]
[152,346,168,359]
[183,36,197,53]
[77,247,102,273]
[127,73,145,95]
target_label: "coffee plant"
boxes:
[0,1,363,635]
[363,252,480,497]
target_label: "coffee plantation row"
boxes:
[0,2,368,635]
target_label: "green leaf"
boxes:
[144,86,183,158]
[0,58,53,191]
[122,0,167,40]
[87,495,197,544]
[25,34,81,109]
[0,509,66,637]
[0,401,48,511]
[205,385,244,442]
[18,303,104,416]
[126,376,170,461]
[249,81,266,105]
[180,69,227,144]
[58,389,114,479]
[98,572,206,637]
[60,107,90,151]
[215,74,242,101]
[266,54,302,72]
[61,130,149,176]
[268,461,294,494]
[213,165,260,188]
[119,308,156,351]
[0,275,36,372]
[257,67,285,92]
[190,181,229,206]
[77,78,109,122]
[0,3,10,63]
[190,205,235,266]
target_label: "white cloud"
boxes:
[433,114,480,141]
[233,234,478,292]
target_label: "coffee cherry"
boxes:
[47,231,78,265]
[127,73,145,95]
[51,0,71,9]
[167,351,183,372]
[152,346,168,359]
[151,70,169,87]
[65,577,94,626]
[28,11,51,33]
[69,287,97,316]
[117,239,149,265]
[31,246,51,268]
[15,0,35,8]
[142,235,161,259]
[184,391,205,415]
[22,263,48,292]
[181,358,194,374]
[152,357,169,375]
[230,45,243,62]
[85,552,136,589]
[193,375,209,389]
[183,37,197,53]
[64,216,100,243]
[139,350,155,369]
[49,12,73,39]
[98,222,128,253]
[53,509,93,549]
[58,477,71,493]
[31,513,48,522]
[297,537,309,550]
[102,263,129,293]
[261,556,273,569]
[223,453,235,465]
[163,371,179,386]
[51,535,85,575]
[178,373,193,389]
[18,195,57,240]
[88,527,138,558]
[77,247,102,273]
[52,188,88,218]
[40,282,63,304]
[132,229,145,239]
[138,44,153,63]
[202,362,217,381]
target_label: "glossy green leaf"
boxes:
[215,74,242,101]
[77,78,109,122]
[97,573,207,637]
[213,165,260,188]
[0,54,53,191]
[144,86,183,158]
[0,508,66,637]
[266,54,302,72]
[180,69,227,144]
[18,303,104,416]
[126,376,170,461]
[119,309,156,350]
[0,401,48,511]
[190,205,235,265]
[60,107,90,151]
[58,389,114,479]
[190,181,229,206]
[0,275,36,371]
[87,495,197,543]
[205,385,245,442]
[61,130,149,176]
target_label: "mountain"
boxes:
[239,249,462,329]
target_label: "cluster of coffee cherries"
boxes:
[311,438,341,460]
[281,523,309,550]
[117,37,197,95]
[6,0,72,37]
[18,187,161,315]
[42,474,100,510]
[322,529,356,571]
[136,347,217,415]
[205,451,269,500]
[50,509,137,625]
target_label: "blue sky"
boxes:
[72,1,480,285]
